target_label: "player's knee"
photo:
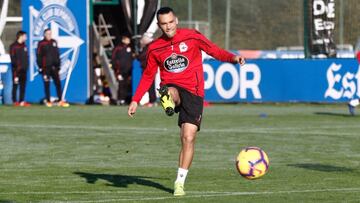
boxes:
[182,133,196,143]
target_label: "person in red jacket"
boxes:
[348,51,360,115]
[128,7,245,196]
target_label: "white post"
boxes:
[225,0,231,50]
[0,0,9,54]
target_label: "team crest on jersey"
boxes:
[164,53,189,73]
[179,42,188,53]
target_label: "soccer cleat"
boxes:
[158,86,175,116]
[13,102,20,107]
[173,182,185,196]
[348,104,355,116]
[45,101,53,107]
[19,102,31,107]
[58,101,70,107]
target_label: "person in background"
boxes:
[112,35,133,105]
[36,28,69,107]
[9,31,30,107]
[137,34,157,107]
[348,51,360,115]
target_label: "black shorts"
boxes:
[167,84,204,131]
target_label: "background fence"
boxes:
[161,0,360,51]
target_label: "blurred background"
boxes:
[1,0,360,105]
[2,0,360,52]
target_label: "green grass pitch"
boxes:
[0,104,359,202]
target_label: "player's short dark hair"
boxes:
[16,30,26,40]
[43,28,51,35]
[156,7,175,20]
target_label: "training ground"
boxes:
[0,104,359,202]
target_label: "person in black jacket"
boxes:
[9,31,30,107]
[36,28,69,107]
[111,36,133,105]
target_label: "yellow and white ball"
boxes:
[236,147,269,179]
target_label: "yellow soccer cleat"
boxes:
[45,101,53,107]
[173,182,185,196]
[158,86,175,116]
[58,100,70,107]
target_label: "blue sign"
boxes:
[203,59,359,102]
[22,0,89,103]
[0,55,12,105]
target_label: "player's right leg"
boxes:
[158,85,180,116]
[42,70,52,107]
[19,69,30,107]
[51,67,69,107]
[12,70,19,106]
[348,99,359,116]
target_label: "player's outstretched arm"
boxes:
[233,55,246,66]
[128,101,138,118]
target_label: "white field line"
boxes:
[24,187,360,202]
[0,123,358,136]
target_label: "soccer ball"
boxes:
[236,147,269,179]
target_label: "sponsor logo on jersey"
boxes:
[164,53,189,73]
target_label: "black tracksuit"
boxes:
[9,41,28,103]
[111,43,133,102]
[36,39,62,102]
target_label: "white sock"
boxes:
[175,168,188,184]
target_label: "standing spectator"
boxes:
[9,31,30,107]
[36,28,69,107]
[137,34,156,107]
[112,36,133,105]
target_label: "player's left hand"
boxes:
[233,56,246,66]
[128,101,138,118]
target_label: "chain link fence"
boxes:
[161,0,360,51]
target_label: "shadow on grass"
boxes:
[74,172,173,194]
[314,112,353,117]
[288,163,354,172]
[0,201,15,203]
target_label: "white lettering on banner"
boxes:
[325,63,360,99]
[215,63,238,99]
[312,0,335,46]
[240,64,261,99]
[313,0,326,16]
[313,0,335,18]
[203,64,214,89]
[204,63,262,100]
[342,72,355,99]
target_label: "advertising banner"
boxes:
[306,0,337,57]
[22,0,89,103]
[203,59,359,102]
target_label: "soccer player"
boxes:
[9,31,30,106]
[127,7,245,196]
[112,36,133,105]
[348,51,360,115]
[36,29,69,107]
